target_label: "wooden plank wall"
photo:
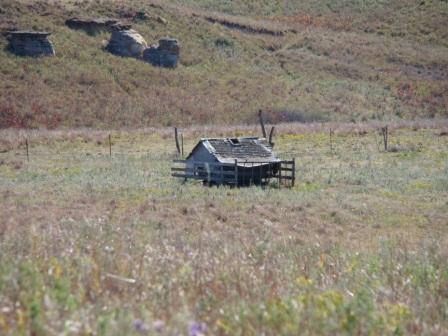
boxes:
[171,159,295,187]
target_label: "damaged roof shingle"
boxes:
[188,137,280,164]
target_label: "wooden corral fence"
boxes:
[171,159,295,187]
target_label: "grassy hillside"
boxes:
[0,0,447,128]
[1,2,447,334]
[1,122,448,334]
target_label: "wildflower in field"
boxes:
[65,320,82,333]
[296,276,313,287]
[189,321,208,336]
[153,319,165,333]
[134,319,150,334]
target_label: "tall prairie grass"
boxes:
[0,125,447,334]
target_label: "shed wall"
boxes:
[186,143,217,169]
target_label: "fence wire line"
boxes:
[0,151,156,157]
[0,131,412,164]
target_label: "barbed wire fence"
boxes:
[0,133,183,161]
[0,125,397,162]
[1,125,441,193]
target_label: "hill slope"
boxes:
[0,0,447,128]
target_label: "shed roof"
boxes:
[187,137,280,165]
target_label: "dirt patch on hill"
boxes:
[269,14,353,32]
[386,57,448,82]
[201,14,289,36]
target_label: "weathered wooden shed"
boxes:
[172,137,295,186]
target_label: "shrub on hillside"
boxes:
[260,108,328,124]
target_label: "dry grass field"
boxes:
[1,121,447,335]
[1,0,448,335]
[0,0,447,128]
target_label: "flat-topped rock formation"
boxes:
[106,24,147,58]
[65,18,120,36]
[143,38,180,68]
[6,30,55,57]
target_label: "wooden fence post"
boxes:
[25,139,29,162]
[174,127,181,155]
[234,159,238,187]
[381,126,388,151]
[278,162,282,187]
[206,162,211,185]
[220,164,224,185]
[251,162,254,185]
[292,158,296,187]
[329,128,333,151]
[109,134,112,156]
[181,133,184,158]
[268,162,271,180]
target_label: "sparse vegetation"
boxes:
[0,0,447,128]
[1,122,447,334]
[1,0,447,334]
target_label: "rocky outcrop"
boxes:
[133,12,167,25]
[133,11,151,21]
[6,31,55,57]
[105,25,147,58]
[143,38,180,68]
[65,18,119,36]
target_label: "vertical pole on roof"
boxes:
[258,110,267,138]
[269,126,275,147]
[234,159,238,187]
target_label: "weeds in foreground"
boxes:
[0,126,447,334]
